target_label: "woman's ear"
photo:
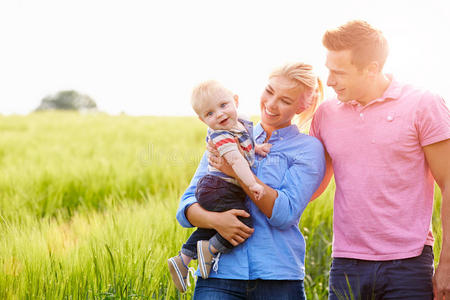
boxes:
[295,94,309,114]
[233,95,239,108]
[296,106,304,115]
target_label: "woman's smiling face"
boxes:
[260,76,307,132]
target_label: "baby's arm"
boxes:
[222,150,264,200]
[254,143,272,157]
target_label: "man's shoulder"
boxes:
[314,98,343,121]
[394,80,441,104]
[317,97,341,112]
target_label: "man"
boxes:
[310,20,450,300]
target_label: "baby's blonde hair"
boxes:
[191,80,234,116]
[270,62,323,130]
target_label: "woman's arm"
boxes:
[235,175,278,218]
[176,152,209,228]
[210,138,326,227]
[207,148,277,217]
[176,151,254,245]
[186,203,254,246]
[266,140,325,229]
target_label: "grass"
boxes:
[0,112,443,299]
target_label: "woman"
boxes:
[176,62,326,299]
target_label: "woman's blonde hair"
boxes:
[269,62,323,130]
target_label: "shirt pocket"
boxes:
[372,112,402,145]
[257,152,288,189]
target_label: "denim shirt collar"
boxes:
[254,122,299,143]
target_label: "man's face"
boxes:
[325,50,370,104]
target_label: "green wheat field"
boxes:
[0,112,443,299]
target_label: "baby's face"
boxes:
[198,95,238,130]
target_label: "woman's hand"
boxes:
[211,209,254,246]
[207,140,236,177]
[186,204,254,246]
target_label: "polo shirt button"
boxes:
[387,115,393,121]
[274,131,277,135]
[359,113,364,117]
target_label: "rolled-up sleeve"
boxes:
[176,151,208,228]
[268,139,326,230]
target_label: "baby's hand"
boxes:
[255,143,272,157]
[249,183,265,201]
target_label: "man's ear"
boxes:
[233,95,239,108]
[366,61,380,78]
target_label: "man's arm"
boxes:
[309,107,332,201]
[423,139,450,300]
[311,150,333,201]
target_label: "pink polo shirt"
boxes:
[310,76,450,260]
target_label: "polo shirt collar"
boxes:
[382,74,402,100]
[347,74,402,107]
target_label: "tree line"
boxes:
[35,90,98,112]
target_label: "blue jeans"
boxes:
[329,245,434,300]
[194,278,306,300]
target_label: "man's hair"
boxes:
[270,62,323,129]
[322,20,389,70]
[191,80,234,116]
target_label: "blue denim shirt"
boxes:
[176,122,326,280]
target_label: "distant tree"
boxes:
[35,90,98,111]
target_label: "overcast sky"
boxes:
[0,0,449,116]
